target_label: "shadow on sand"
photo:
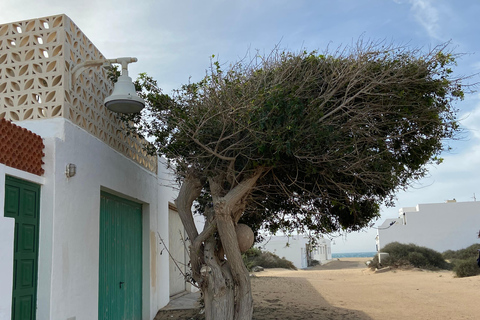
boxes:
[250,276,372,320]
[155,260,374,320]
[155,275,372,320]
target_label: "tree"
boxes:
[124,41,465,320]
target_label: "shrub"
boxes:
[453,258,480,278]
[242,248,297,270]
[441,244,480,277]
[309,259,320,267]
[242,247,262,271]
[443,244,479,261]
[369,242,450,270]
[407,251,429,267]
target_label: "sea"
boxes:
[332,252,377,258]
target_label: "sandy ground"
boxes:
[155,258,480,319]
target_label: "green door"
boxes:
[4,176,41,320]
[99,192,142,320]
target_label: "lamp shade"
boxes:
[104,74,145,113]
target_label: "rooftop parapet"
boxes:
[0,15,156,173]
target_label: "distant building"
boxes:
[260,235,332,269]
[376,200,480,253]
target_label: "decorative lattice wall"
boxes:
[0,14,157,173]
[0,118,45,175]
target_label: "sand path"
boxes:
[156,258,480,319]
[253,258,479,319]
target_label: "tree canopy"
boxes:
[127,42,463,237]
[120,41,466,320]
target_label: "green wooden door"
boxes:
[99,192,142,320]
[4,176,41,320]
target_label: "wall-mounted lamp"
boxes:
[65,163,76,178]
[70,57,145,114]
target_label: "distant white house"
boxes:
[376,200,480,253]
[259,235,332,269]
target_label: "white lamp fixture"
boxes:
[71,57,145,114]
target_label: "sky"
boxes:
[1,0,480,253]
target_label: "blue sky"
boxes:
[2,0,480,253]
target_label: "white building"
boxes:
[0,14,191,320]
[376,200,480,253]
[260,235,332,269]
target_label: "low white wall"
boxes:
[260,235,333,269]
[12,118,178,320]
[378,201,480,252]
[260,235,307,268]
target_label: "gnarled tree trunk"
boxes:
[202,227,234,319]
[174,170,262,320]
[193,205,234,320]
[215,204,253,320]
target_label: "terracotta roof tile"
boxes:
[0,118,45,175]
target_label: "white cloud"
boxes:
[408,0,443,40]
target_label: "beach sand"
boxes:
[155,258,480,319]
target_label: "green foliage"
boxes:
[441,244,480,277]
[443,244,480,260]
[243,247,262,258]
[371,243,480,277]
[370,242,450,270]
[242,248,297,271]
[452,258,480,278]
[242,247,262,271]
[126,41,466,237]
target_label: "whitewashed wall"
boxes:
[311,238,332,262]
[377,201,480,253]
[1,118,178,320]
